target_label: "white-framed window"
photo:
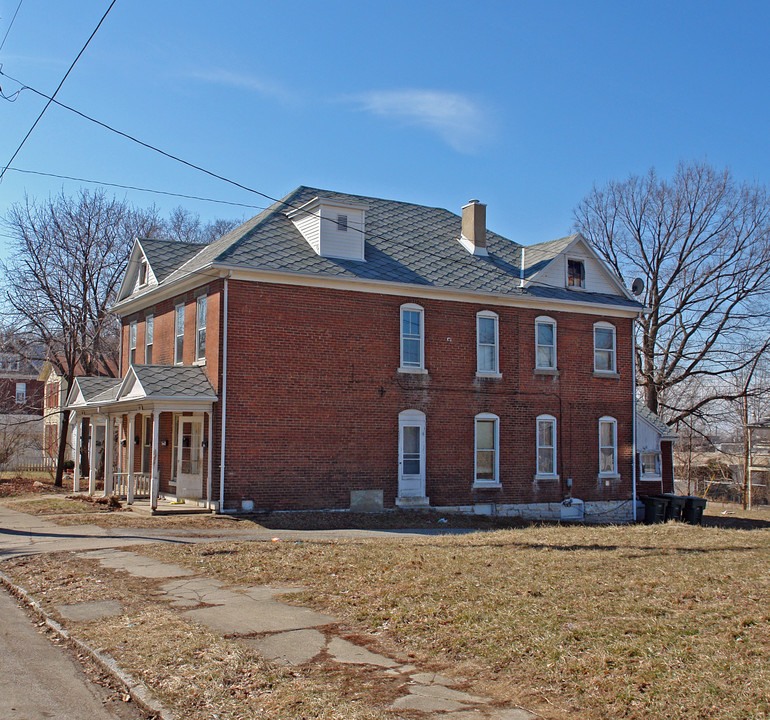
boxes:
[195,295,207,362]
[640,451,662,478]
[129,321,137,365]
[174,303,185,365]
[474,413,500,486]
[145,314,154,364]
[536,414,557,478]
[138,258,148,287]
[567,258,585,289]
[400,303,424,371]
[594,322,616,373]
[535,316,557,369]
[599,416,618,476]
[15,382,26,404]
[476,311,500,375]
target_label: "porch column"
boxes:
[72,412,81,492]
[206,410,213,507]
[150,409,160,511]
[88,416,100,496]
[104,414,114,497]
[127,412,136,505]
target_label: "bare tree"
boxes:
[574,161,770,426]
[2,189,163,486]
[158,206,241,245]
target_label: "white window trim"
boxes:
[398,303,427,373]
[566,256,586,290]
[599,416,619,478]
[535,414,559,480]
[593,321,617,374]
[397,409,427,499]
[174,303,185,365]
[15,382,26,404]
[535,316,557,370]
[195,295,207,364]
[145,314,154,364]
[129,321,137,365]
[476,311,501,378]
[474,412,501,488]
[640,451,662,480]
[138,258,148,287]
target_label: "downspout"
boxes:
[632,313,640,522]
[519,247,525,288]
[219,273,231,512]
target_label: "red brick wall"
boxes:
[216,280,636,511]
[661,439,674,493]
[0,378,44,415]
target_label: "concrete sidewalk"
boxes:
[0,503,537,719]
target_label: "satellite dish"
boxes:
[631,278,645,296]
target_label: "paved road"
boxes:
[0,587,143,720]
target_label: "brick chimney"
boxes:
[460,199,487,255]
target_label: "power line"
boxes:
[6,167,267,210]
[0,0,24,52]
[0,0,117,182]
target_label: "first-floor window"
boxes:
[599,416,618,475]
[640,452,661,477]
[475,413,499,485]
[536,415,557,476]
[15,382,26,404]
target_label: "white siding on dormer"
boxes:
[293,211,322,255]
[289,199,366,261]
[637,417,662,453]
[536,250,618,295]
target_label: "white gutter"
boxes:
[219,274,230,512]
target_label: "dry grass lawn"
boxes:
[141,523,770,720]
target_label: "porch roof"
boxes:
[66,365,217,412]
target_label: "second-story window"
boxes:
[535,316,556,369]
[129,321,137,365]
[400,304,424,370]
[594,322,616,373]
[195,295,207,362]
[476,311,499,375]
[174,303,185,365]
[145,314,154,364]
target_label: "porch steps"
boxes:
[128,498,213,516]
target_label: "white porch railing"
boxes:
[112,472,151,500]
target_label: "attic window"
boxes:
[567,259,585,289]
[138,259,148,287]
[337,214,348,232]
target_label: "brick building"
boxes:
[66,186,657,522]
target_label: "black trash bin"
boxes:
[642,495,669,524]
[661,494,687,522]
[682,496,707,525]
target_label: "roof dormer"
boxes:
[287,197,367,261]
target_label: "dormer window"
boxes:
[567,259,585,289]
[286,198,366,261]
[138,259,148,287]
[337,214,348,232]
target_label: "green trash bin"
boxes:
[661,494,687,522]
[642,496,669,524]
[683,496,707,525]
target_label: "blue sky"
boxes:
[1,0,769,258]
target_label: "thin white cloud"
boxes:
[351,89,491,152]
[189,69,296,103]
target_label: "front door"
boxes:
[176,417,203,499]
[398,410,426,499]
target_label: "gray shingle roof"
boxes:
[75,376,122,403]
[131,365,216,400]
[138,238,207,283]
[136,187,642,310]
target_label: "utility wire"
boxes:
[0,0,117,182]
[6,167,267,210]
[0,0,24,52]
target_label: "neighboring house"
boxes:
[635,403,677,494]
[39,358,117,461]
[0,344,44,468]
[66,187,647,521]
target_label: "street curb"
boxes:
[0,569,178,720]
